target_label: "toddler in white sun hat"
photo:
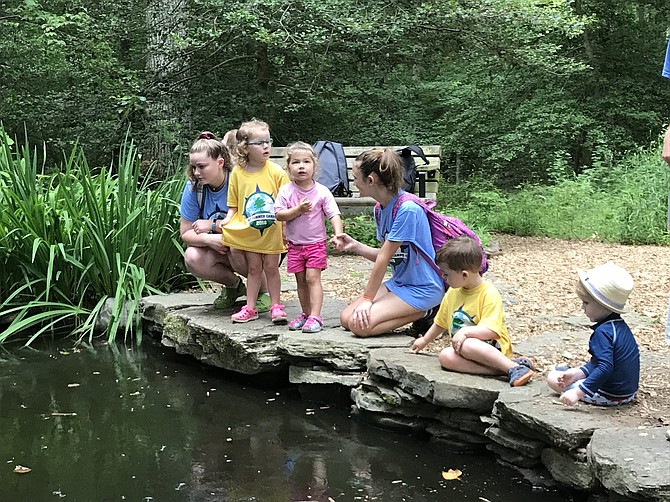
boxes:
[547,262,640,407]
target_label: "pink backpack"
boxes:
[374,193,488,287]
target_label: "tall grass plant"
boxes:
[0,129,187,345]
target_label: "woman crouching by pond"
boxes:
[179,132,269,311]
[330,149,443,337]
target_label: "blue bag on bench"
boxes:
[313,140,352,197]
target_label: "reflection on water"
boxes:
[0,341,567,501]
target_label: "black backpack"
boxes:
[313,140,352,197]
[397,145,430,194]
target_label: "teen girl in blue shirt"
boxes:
[331,149,443,337]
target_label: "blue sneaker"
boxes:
[508,365,534,387]
[512,357,535,370]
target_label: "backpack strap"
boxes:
[388,193,446,289]
[374,192,418,225]
[195,181,207,219]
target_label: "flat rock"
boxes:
[161,306,287,374]
[514,330,591,360]
[143,293,348,375]
[142,292,220,327]
[367,348,509,413]
[289,366,363,386]
[278,324,410,371]
[588,427,670,501]
[493,385,634,449]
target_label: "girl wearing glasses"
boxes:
[220,119,290,324]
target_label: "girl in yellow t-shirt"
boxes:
[220,119,289,324]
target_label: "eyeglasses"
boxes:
[247,139,273,147]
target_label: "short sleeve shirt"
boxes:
[274,181,341,244]
[374,192,444,311]
[434,281,512,357]
[221,160,290,254]
[180,179,229,222]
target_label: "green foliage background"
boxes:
[2,0,670,183]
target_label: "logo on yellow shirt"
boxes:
[244,186,276,232]
[452,305,475,335]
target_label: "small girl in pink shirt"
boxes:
[275,142,344,333]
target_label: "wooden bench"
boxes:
[270,145,442,214]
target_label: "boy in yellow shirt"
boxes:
[412,236,533,386]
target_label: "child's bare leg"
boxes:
[305,268,323,317]
[229,248,268,294]
[346,290,424,338]
[439,347,500,375]
[245,252,263,309]
[262,253,282,305]
[439,337,517,375]
[458,338,517,373]
[295,270,310,314]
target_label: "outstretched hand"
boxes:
[330,232,356,252]
[411,336,429,353]
[663,125,670,167]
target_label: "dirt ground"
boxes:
[315,234,670,427]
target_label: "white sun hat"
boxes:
[577,262,634,314]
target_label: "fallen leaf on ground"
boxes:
[442,469,462,480]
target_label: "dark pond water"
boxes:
[0,340,570,501]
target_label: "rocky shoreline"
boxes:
[141,292,670,501]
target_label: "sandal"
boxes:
[231,305,258,323]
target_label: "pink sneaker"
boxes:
[231,305,258,323]
[270,304,287,325]
[288,313,308,331]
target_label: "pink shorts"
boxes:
[287,241,328,274]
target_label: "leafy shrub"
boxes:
[441,142,670,245]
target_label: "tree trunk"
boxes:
[144,0,188,177]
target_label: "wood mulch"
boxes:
[322,234,670,428]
